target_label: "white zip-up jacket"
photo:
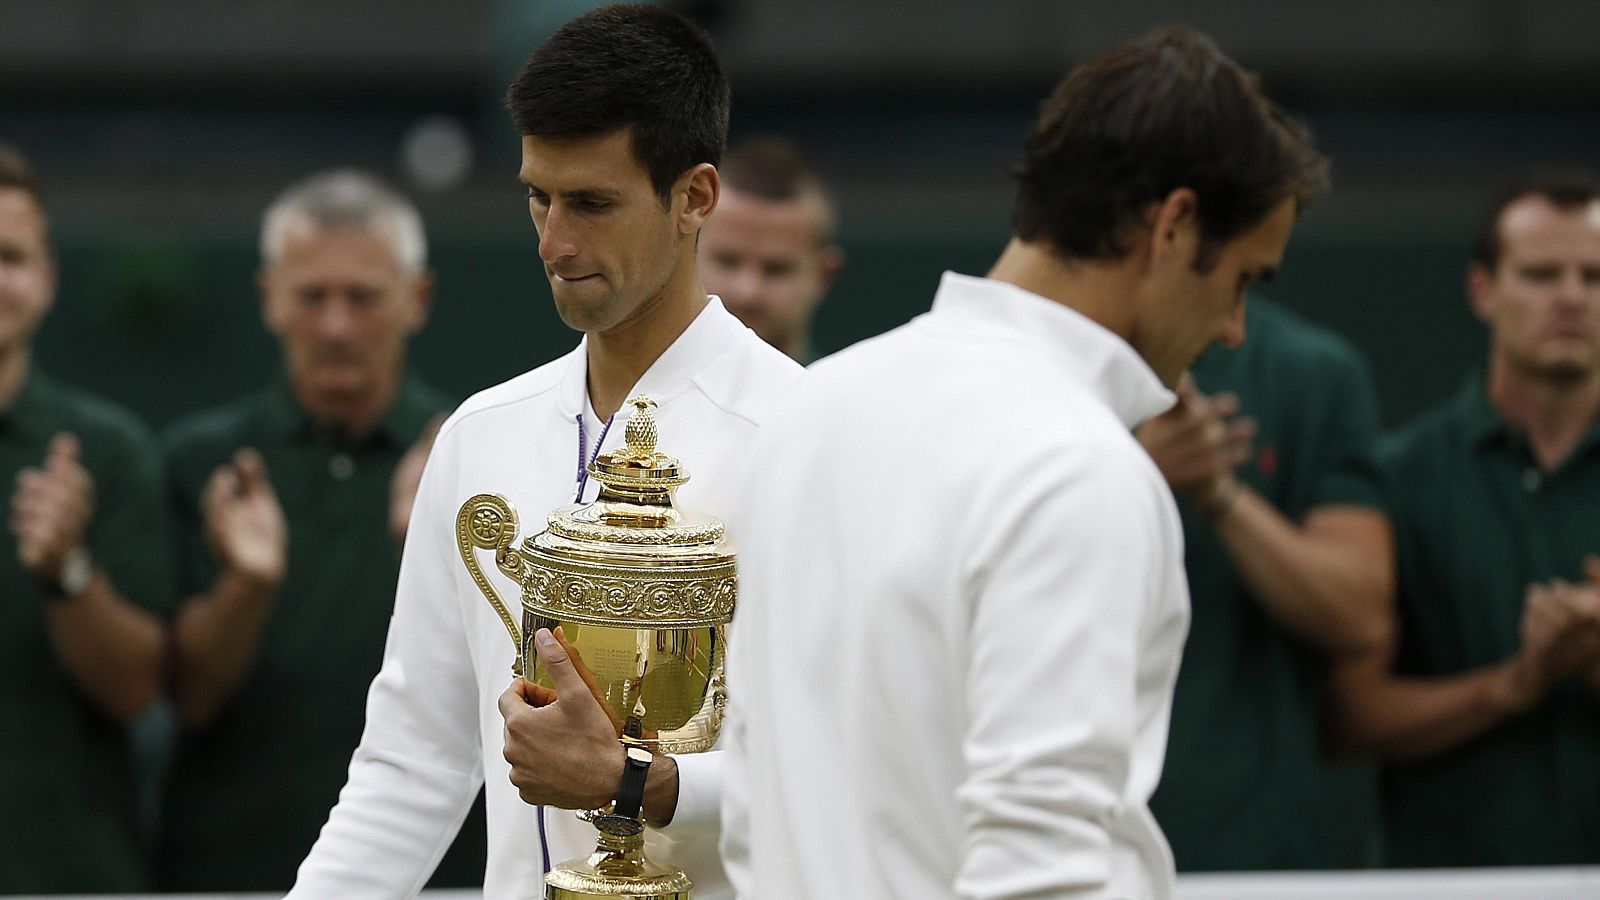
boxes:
[723,273,1189,899]
[291,298,802,899]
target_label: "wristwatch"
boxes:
[47,546,94,600]
[614,744,653,821]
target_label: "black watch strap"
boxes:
[614,745,652,821]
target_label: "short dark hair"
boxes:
[506,4,730,201]
[0,141,42,206]
[720,137,836,242]
[1471,168,1600,271]
[1010,26,1328,272]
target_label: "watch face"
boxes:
[60,547,93,597]
[593,814,645,837]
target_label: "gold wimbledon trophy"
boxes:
[456,396,733,900]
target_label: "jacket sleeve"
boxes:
[662,749,722,833]
[956,445,1161,899]
[289,427,486,898]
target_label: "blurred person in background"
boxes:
[0,141,173,893]
[1140,297,1394,870]
[155,168,485,891]
[1329,170,1600,866]
[699,137,842,363]
[289,7,800,898]
[723,26,1327,900]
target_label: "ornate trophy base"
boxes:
[544,815,692,900]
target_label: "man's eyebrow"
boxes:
[518,180,620,204]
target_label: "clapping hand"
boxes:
[1137,373,1257,514]
[10,433,94,583]
[201,448,287,588]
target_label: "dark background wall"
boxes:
[7,0,1600,428]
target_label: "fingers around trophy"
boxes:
[497,680,530,723]
[526,681,559,707]
[533,627,571,670]
[552,626,626,734]
[533,628,594,699]
[552,626,596,677]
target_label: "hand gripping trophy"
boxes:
[457,396,735,899]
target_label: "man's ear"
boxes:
[36,249,58,320]
[407,269,436,335]
[258,267,284,336]
[1147,187,1200,271]
[818,244,844,290]
[1466,262,1495,324]
[678,163,720,235]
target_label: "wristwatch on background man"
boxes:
[43,545,94,600]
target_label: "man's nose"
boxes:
[722,267,765,308]
[1218,301,1248,349]
[1554,268,1590,308]
[538,206,578,265]
[316,299,358,340]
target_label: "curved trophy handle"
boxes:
[456,493,525,676]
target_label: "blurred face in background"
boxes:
[0,187,55,358]
[700,186,840,361]
[1471,195,1600,383]
[260,220,430,423]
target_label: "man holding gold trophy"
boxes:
[290,6,800,898]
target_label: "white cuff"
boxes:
[660,749,722,835]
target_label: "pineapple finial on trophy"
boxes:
[614,396,669,468]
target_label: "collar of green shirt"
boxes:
[0,369,66,441]
[259,377,440,450]
[1456,370,1600,464]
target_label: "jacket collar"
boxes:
[929,271,1176,427]
[556,296,746,420]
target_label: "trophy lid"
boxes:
[522,396,736,628]
[545,396,724,547]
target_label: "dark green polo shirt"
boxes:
[1150,298,1385,871]
[0,370,174,894]
[155,378,486,891]
[1379,374,1600,867]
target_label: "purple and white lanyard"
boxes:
[537,409,616,873]
[573,410,616,503]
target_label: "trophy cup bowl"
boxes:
[457,397,734,899]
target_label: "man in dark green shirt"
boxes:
[156,169,484,890]
[0,143,173,892]
[1141,296,1393,870]
[1330,171,1600,866]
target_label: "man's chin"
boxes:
[299,369,373,400]
[0,312,42,349]
[552,293,624,335]
[0,325,23,353]
[1524,349,1599,384]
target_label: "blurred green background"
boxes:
[13,0,1600,431]
[36,230,1480,430]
